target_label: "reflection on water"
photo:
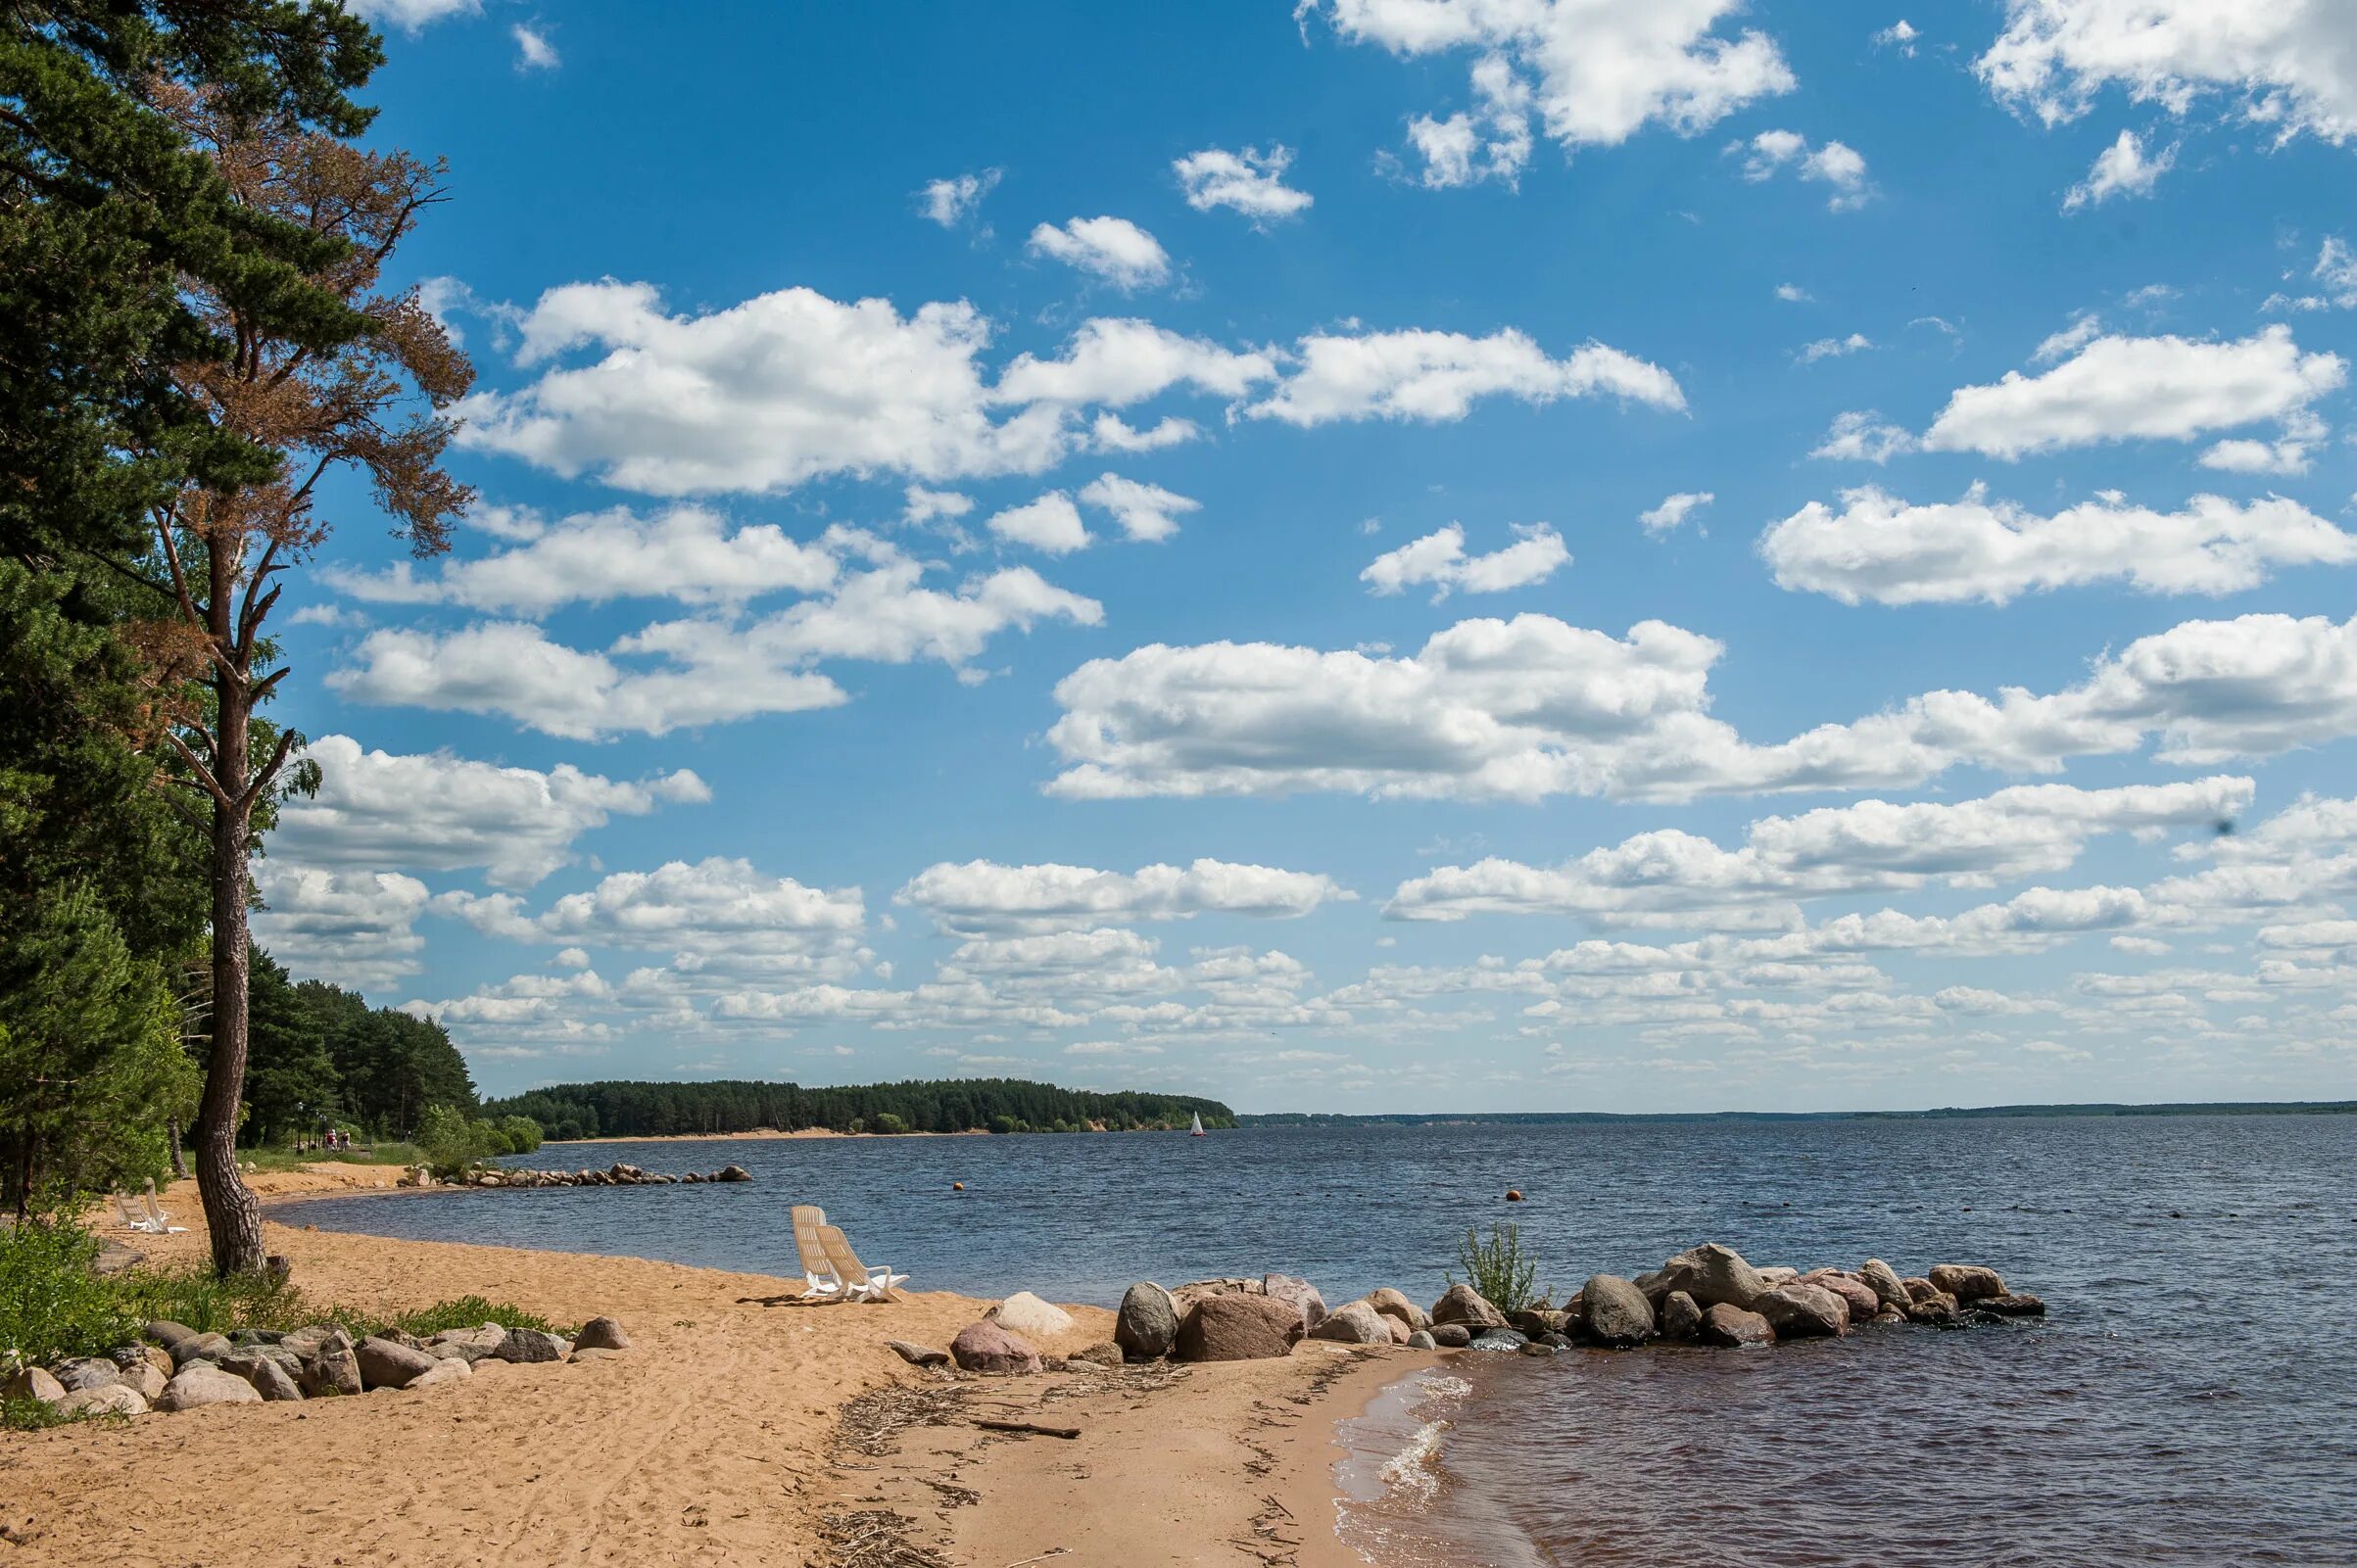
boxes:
[289,1114,2357,1565]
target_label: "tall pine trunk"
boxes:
[192,545,264,1276]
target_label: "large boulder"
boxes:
[1859,1259,1912,1313]
[409,1357,472,1388]
[1366,1288,1428,1332]
[169,1333,231,1369]
[990,1291,1077,1341]
[1174,1295,1303,1362]
[1263,1274,1327,1333]
[951,1319,1041,1375]
[1651,1244,1767,1310]
[1114,1282,1179,1362]
[1427,1324,1473,1349]
[4,1366,64,1403]
[1171,1277,1265,1315]
[1308,1300,1393,1345]
[217,1349,304,1402]
[1802,1270,1881,1323]
[1510,1309,1569,1339]
[1660,1290,1704,1343]
[1756,1282,1849,1340]
[142,1319,200,1354]
[1428,1283,1507,1331]
[356,1336,439,1391]
[426,1327,505,1363]
[157,1362,264,1410]
[713,1164,751,1182]
[118,1361,168,1402]
[1928,1264,2006,1303]
[1405,1330,1437,1351]
[111,1343,173,1377]
[1383,1315,1411,1346]
[494,1328,569,1364]
[574,1316,631,1351]
[1580,1275,1658,1349]
[58,1384,148,1417]
[50,1356,120,1394]
[1700,1304,1774,1348]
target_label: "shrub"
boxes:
[0,1222,136,1364]
[3,1395,72,1432]
[382,1296,561,1339]
[412,1104,489,1176]
[1451,1222,1542,1315]
[871,1113,908,1135]
[497,1116,543,1155]
[108,1262,327,1339]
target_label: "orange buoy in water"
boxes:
[1505,1189,1524,1202]
[952,1181,966,1191]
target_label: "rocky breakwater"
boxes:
[3,1314,635,1421]
[407,1162,753,1189]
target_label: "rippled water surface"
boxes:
[290,1115,2357,1565]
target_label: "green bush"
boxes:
[382,1296,560,1339]
[497,1116,543,1155]
[3,1395,73,1432]
[412,1104,488,1175]
[1451,1222,1543,1315]
[0,1222,136,1365]
[871,1112,908,1135]
[107,1262,328,1339]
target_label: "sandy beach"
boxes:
[8,1172,1405,1568]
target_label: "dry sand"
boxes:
[6,1171,1411,1568]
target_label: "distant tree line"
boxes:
[483,1078,1235,1141]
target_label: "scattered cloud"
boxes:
[1739,129,1874,210]
[1079,473,1199,543]
[2062,129,2174,210]
[511,23,558,71]
[1640,493,1713,537]
[1799,332,1874,364]
[1399,54,1533,188]
[1873,21,1920,57]
[919,168,1001,228]
[1242,327,1683,426]
[1173,145,1312,219]
[896,858,1351,934]
[1776,283,1812,303]
[1361,523,1569,600]
[1810,409,1915,462]
[986,492,1090,554]
[1761,484,2357,604]
[1027,215,1173,291]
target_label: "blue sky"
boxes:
[258,0,2357,1111]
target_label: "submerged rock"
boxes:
[1114,1282,1179,1361]
[1972,1293,2047,1318]
[1175,1295,1303,1362]
[952,1320,1043,1375]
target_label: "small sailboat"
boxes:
[1189,1112,1206,1137]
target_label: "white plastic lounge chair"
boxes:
[819,1223,907,1303]
[117,1192,163,1234]
[791,1205,844,1300]
[142,1180,188,1234]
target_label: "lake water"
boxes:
[287,1115,2357,1566]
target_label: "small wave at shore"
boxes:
[1334,1365,1544,1568]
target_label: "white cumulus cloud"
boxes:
[2062,128,2174,210]
[1641,492,1714,534]
[1027,215,1173,290]
[1079,474,1199,543]
[896,858,1351,934]
[1173,145,1313,218]
[1361,523,1569,600]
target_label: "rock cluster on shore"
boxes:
[406,1162,752,1189]
[900,1245,2042,1381]
[4,1314,633,1421]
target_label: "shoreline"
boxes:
[30,1171,1420,1568]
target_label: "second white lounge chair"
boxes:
[142,1179,187,1234]
[819,1223,907,1303]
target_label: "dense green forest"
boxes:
[483,1078,1234,1140]
[241,950,477,1145]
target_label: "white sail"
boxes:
[1189,1112,1205,1135]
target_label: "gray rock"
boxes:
[143,1319,199,1352]
[1700,1303,1774,1348]
[574,1315,631,1351]
[409,1356,472,1388]
[4,1366,65,1403]
[888,1340,950,1368]
[118,1362,168,1402]
[1756,1282,1850,1340]
[226,1327,284,1347]
[169,1333,231,1369]
[1427,1323,1473,1349]
[1308,1300,1393,1345]
[951,1319,1042,1374]
[424,1326,506,1364]
[216,1348,305,1401]
[1580,1275,1658,1349]
[1263,1273,1327,1333]
[1533,1331,1575,1350]
[157,1362,264,1410]
[58,1383,148,1417]
[1860,1259,1912,1313]
[1652,1243,1768,1310]
[1510,1309,1569,1339]
[1972,1292,2046,1318]
[356,1336,440,1390]
[1756,1266,1800,1288]
[1428,1283,1507,1331]
[1405,1330,1437,1350]
[1660,1290,1705,1343]
[989,1291,1076,1340]
[1466,1329,1529,1353]
[1114,1281,1180,1362]
[494,1328,569,1364]
[109,1343,169,1375]
[50,1356,120,1394]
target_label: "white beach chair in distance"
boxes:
[117,1192,163,1234]
[792,1205,844,1300]
[819,1223,907,1303]
[142,1179,188,1234]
